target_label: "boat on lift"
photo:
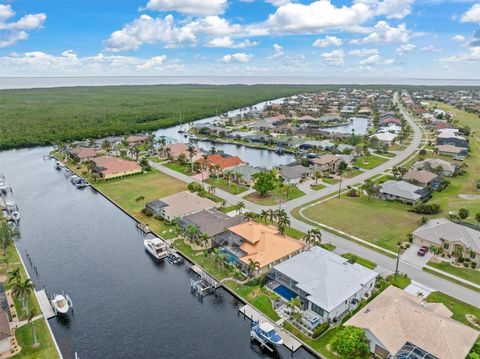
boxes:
[250,321,283,350]
[0,179,7,193]
[51,292,73,315]
[11,211,20,222]
[144,237,168,260]
[54,161,61,170]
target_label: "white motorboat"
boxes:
[54,161,61,170]
[144,237,168,260]
[51,293,73,315]
[251,321,283,349]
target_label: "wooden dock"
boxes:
[36,289,56,319]
[239,304,302,353]
[189,264,221,289]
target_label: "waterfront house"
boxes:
[162,143,202,161]
[145,191,216,221]
[371,132,397,146]
[279,163,312,184]
[197,153,244,172]
[345,285,479,359]
[212,221,305,273]
[412,218,480,266]
[435,144,468,157]
[268,247,378,328]
[92,156,142,180]
[178,209,245,242]
[412,158,459,177]
[402,169,445,190]
[310,154,341,174]
[232,164,263,186]
[68,147,102,163]
[127,134,149,146]
[379,180,431,204]
[437,129,468,148]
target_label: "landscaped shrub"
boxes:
[141,208,153,216]
[312,320,330,339]
[409,202,441,214]
[330,326,370,358]
[188,181,203,193]
[472,262,477,268]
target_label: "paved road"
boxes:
[150,93,480,307]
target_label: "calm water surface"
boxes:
[0,147,315,359]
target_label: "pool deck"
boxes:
[239,304,302,352]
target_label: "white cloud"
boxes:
[266,0,373,33]
[461,3,480,23]
[321,49,345,65]
[440,47,480,63]
[396,43,416,54]
[375,0,415,19]
[359,54,380,65]
[145,0,227,16]
[221,52,252,63]
[312,35,343,47]
[452,34,466,42]
[266,0,291,6]
[271,43,284,58]
[0,4,46,48]
[207,36,258,48]
[351,21,409,44]
[420,44,441,52]
[383,58,395,65]
[348,48,379,56]
[0,51,183,76]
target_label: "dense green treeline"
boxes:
[0,84,478,149]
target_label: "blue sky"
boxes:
[0,0,479,78]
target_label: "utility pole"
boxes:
[394,241,402,280]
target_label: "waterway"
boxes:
[0,147,316,359]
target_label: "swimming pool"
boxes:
[274,284,298,301]
[220,249,238,264]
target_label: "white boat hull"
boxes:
[144,240,168,260]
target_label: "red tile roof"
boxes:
[200,154,244,169]
[93,156,141,176]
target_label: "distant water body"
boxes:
[0,76,479,90]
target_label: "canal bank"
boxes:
[0,147,316,359]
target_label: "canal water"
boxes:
[0,147,315,359]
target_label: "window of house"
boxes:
[311,303,325,317]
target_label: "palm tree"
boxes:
[185,225,200,243]
[208,185,216,196]
[235,201,245,214]
[224,170,233,187]
[85,160,96,174]
[128,146,140,161]
[243,212,257,221]
[266,209,276,223]
[454,245,464,261]
[247,259,260,277]
[259,210,268,224]
[429,245,441,258]
[313,171,322,184]
[277,214,291,235]
[0,222,13,258]
[11,278,35,315]
[199,233,210,248]
[157,136,167,157]
[101,139,112,154]
[27,309,39,347]
[212,248,225,269]
[187,145,197,173]
[165,147,172,161]
[287,296,302,318]
[303,228,322,249]
[8,268,21,285]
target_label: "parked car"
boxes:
[453,155,465,161]
[417,246,429,256]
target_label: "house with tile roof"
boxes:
[346,285,479,359]
[93,156,142,179]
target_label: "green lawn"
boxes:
[342,169,363,179]
[14,318,60,359]
[352,155,389,169]
[301,194,421,252]
[163,162,192,176]
[244,186,305,206]
[224,281,280,321]
[310,183,326,190]
[219,205,237,214]
[321,177,339,185]
[341,253,377,269]
[95,169,186,238]
[206,177,249,195]
[428,260,480,286]
[426,291,480,329]
[388,274,412,289]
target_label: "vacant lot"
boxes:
[0,84,335,149]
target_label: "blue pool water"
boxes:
[220,249,238,264]
[274,285,298,301]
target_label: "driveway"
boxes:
[401,244,432,268]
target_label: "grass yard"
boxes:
[342,168,363,178]
[321,177,339,185]
[388,274,412,289]
[341,253,377,269]
[163,162,192,176]
[352,155,389,170]
[301,194,422,252]
[244,186,305,206]
[206,177,249,195]
[14,318,60,359]
[310,183,326,190]
[428,260,480,286]
[95,169,186,238]
[426,291,480,329]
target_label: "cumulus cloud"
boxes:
[420,45,441,52]
[207,36,258,48]
[375,0,415,19]
[359,54,380,65]
[271,43,284,58]
[266,0,372,33]
[145,0,227,16]
[453,34,466,42]
[348,48,379,56]
[440,47,480,63]
[312,35,343,48]
[321,49,345,65]
[221,52,252,63]
[0,51,183,76]
[461,3,480,23]
[396,43,416,55]
[0,4,46,48]
[351,21,409,44]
